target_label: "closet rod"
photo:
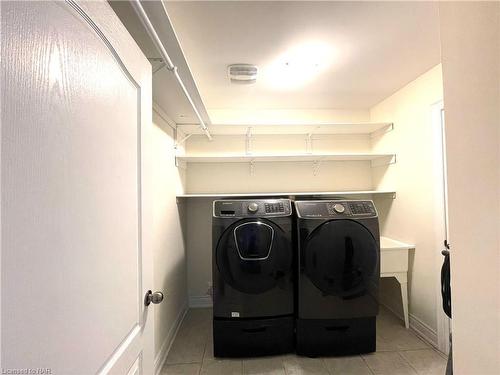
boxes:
[131,0,212,141]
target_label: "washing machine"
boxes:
[212,199,295,357]
[295,200,380,356]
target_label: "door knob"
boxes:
[144,290,164,306]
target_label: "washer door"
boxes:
[304,220,378,298]
[216,219,291,294]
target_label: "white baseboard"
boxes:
[154,303,188,375]
[189,295,213,308]
[380,300,438,348]
[409,313,438,348]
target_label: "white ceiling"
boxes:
[166,1,441,111]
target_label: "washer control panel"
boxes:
[264,201,285,213]
[348,201,376,215]
[296,200,377,219]
[214,199,292,218]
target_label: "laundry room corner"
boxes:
[150,105,189,373]
[370,64,445,346]
[185,197,215,308]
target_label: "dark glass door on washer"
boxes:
[215,219,292,303]
[300,219,379,319]
[212,201,293,319]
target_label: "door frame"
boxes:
[431,100,451,354]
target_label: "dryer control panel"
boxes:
[295,200,377,219]
[213,199,292,218]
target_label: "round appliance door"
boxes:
[304,219,378,298]
[216,219,292,294]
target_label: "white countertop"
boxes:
[381,236,415,251]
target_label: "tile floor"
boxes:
[161,307,447,375]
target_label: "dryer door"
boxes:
[304,220,378,298]
[216,219,291,294]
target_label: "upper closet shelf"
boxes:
[176,153,396,166]
[177,190,396,199]
[177,122,393,136]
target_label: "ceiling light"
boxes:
[263,41,334,90]
[228,64,258,84]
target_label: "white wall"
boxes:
[150,110,188,367]
[370,65,444,336]
[207,108,370,125]
[439,2,500,373]
[185,198,214,305]
[184,132,375,194]
[186,160,373,194]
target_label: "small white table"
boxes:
[380,236,415,329]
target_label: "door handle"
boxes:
[144,290,164,306]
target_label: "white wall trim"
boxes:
[409,313,438,349]
[430,100,451,355]
[380,301,438,349]
[154,303,188,375]
[189,295,213,308]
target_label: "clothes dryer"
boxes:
[294,200,380,356]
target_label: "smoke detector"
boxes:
[228,64,258,84]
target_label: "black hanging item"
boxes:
[441,241,452,318]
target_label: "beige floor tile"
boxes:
[166,310,211,364]
[399,349,447,375]
[376,311,408,334]
[362,352,417,375]
[166,331,208,364]
[323,356,373,375]
[376,334,398,352]
[243,356,286,375]
[165,307,437,373]
[200,358,243,375]
[182,309,212,334]
[376,307,429,351]
[377,325,430,351]
[282,356,329,375]
[161,363,201,375]
[377,307,404,325]
[193,308,213,321]
[202,336,215,364]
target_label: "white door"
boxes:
[1,1,154,374]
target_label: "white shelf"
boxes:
[176,153,396,165]
[177,190,396,199]
[380,236,415,251]
[177,122,393,136]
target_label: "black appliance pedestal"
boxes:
[296,317,376,357]
[213,316,294,357]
